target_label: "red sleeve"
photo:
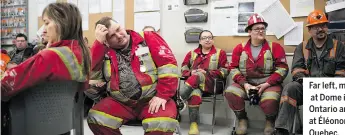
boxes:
[1,50,71,99]
[229,44,247,86]
[181,51,192,77]
[266,43,289,85]
[91,40,107,71]
[144,32,178,100]
[209,50,228,78]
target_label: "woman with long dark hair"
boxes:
[1,2,90,99]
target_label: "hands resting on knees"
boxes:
[148,96,167,114]
[244,82,271,96]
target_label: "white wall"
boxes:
[160,0,210,66]
[28,0,38,42]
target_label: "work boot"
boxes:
[264,119,274,135]
[264,115,276,135]
[179,84,194,113]
[236,119,248,135]
[234,110,248,135]
[188,122,200,135]
[189,106,200,123]
[274,128,289,135]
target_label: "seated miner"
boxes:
[86,17,179,135]
[275,10,345,135]
[179,30,228,135]
[224,13,289,135]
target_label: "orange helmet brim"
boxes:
[306,20,329,27]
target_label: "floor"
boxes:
[82,120,268,135]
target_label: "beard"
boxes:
[316,30,327,40]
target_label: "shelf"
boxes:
[1,0,28,47]
[0,4,27,8]
[329,29,345,33]
[0,44,14,46]
[330,20,345,23]
[325,1,345,13]
[1,25,26,28]
[1,15,26,19]
[1,37,15,39]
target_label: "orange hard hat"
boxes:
[245,13,268,32]
[306,10,328,27]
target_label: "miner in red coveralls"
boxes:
[86,17,179,135]
[1,2,90,101]
[179,30,228,135]
[224,13,289,135]
[0,5,91,135]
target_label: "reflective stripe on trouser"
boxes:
[142,117,178,133]
[180,73,204,100]
[275,82,303,132]
[188,89,202,107]
[224,83,282,115]
[87,109,123,130]
[87,97,177,135]
[335,69,345,76]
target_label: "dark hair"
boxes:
[198,30,213,48]
[142,26,156,31]
[83,37,88,44]
[16,33,27,41]
[95,17,118,29]
[43,2,91,77]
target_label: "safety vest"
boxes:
[239,41,274,76]
[302,39,338,62]
[300,39,343,76]
[102,39,158,102]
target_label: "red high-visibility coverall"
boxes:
[224,39,288,116]
[87,30,179,135]
[180,45,228,107]
[1,40,88,100]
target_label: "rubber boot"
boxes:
[188,122,200,135]
[264,116,275,135]
[188,107,200,135]
[179,84,194,112]
[234,110,248,135]
[274,128,289,135]
[264,120,275,135]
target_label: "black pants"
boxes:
[84,96,94,117]
[275,81,303,132]
[1,101,10,135]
